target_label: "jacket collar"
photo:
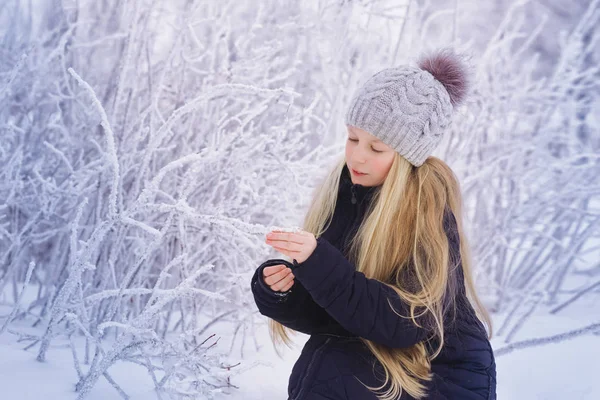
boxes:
[340,164,380,206]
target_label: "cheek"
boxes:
[345,142,354,159]
[373,155,394,178]
[371,159,387,176]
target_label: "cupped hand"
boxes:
[265,230,317,264]
[262,264,295,292]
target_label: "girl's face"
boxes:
[345,125,395,187]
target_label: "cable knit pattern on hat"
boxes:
[345,49,467,167]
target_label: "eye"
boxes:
[348,138,383,153]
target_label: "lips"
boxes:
[352,168,366,175]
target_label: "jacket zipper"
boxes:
[342,184,361,254]
[290,337,332,400]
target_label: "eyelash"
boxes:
[347,138,383,153]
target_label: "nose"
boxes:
[349,145,368,164]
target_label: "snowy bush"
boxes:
[0,0,342,397]
[446,1,600,343]
[381,0,600,343]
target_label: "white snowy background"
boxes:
[0,0,599,399]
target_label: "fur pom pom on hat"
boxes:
[345,48,470,167]
[418,49,469,107]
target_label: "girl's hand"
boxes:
[265,230,317,264]
[262,264,295,292]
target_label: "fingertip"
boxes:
[270,264,285,275]
[263,266,276,276]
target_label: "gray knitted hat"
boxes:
[345,49,469,167]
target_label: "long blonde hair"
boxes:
[269,152,492,399]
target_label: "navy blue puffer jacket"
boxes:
[251,164,497,399]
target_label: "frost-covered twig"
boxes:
[495,322,600,357]
[550,279,600,315]
[0,260,35,335]
[68,68,120,219]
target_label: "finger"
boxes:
[263,264,286,277]
[264,267,292,286]
[270,274,293,292]
[267,241,294,251]
[264,267,291,286]
[267,232,305,245]
[269,243,302,254]
[281,279,295,292]
[266,237,300,249]
[271,272,295,291]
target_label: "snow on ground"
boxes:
[0,301,598,399]
[494,334,599,400]
[0,335,157,399]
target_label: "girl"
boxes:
[251,49,497,400]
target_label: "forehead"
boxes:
[347,125,381,142]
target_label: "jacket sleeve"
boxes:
[291,209,460,349]
[250,260,355,337]
[291,237,430,348]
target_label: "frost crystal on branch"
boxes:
[267,226,304,233]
